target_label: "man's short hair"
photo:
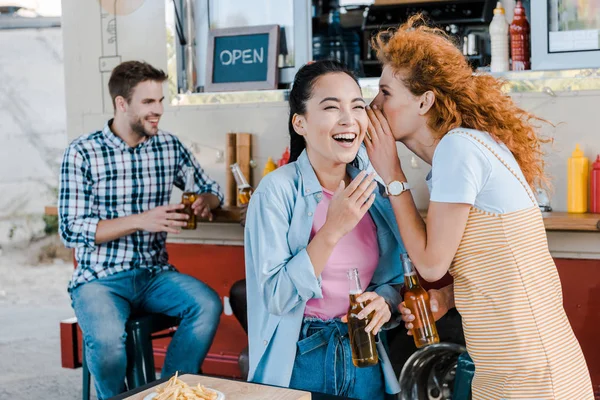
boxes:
[108,61,167,109]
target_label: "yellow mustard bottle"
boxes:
[263,157,277,177]
[567,144,589,213]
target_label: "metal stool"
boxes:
[398,342,468,400]
[81,314,180,400]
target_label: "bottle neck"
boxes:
[347,269,363,295]
[231,164,250,188]
[402,255,420,289]
[184,168,195,192]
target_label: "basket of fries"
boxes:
[143,373,224,400]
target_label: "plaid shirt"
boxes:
[59,120,223,291]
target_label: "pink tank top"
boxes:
[304,188,380,320]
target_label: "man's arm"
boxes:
[95,204,189,244]
[58,145,190,247]
[95,215,138,245]
[58,146,101,249]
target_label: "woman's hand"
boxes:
[364,105,404,184]
[321,171,377,243]
[400,287,453,335]
[342,291,392,335]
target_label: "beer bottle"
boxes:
[181,166,197,230]
[230,163,253,205]
[401,254,440,348]
[347,268,379,367]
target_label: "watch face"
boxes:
[388,181,403,195]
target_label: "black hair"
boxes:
[288,60,362,164]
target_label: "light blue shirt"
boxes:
[244,150,405,394]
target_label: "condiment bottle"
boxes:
[278,147,290,167]
[567,145,589,213]
[263,157,277,177]
[590,155,600,214]
[510,1,531,71]
[490,2,509,73]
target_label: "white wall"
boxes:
[61,0,600,215]
[0,27,66,244]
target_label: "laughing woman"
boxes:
[364,16,594,399]
[244,60,404,400]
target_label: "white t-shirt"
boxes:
[426,128,536,214]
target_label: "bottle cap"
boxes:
[593,155,600,169]
[494,1,505,14]
[572,144,584,158]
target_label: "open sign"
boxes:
[206,25,280,92]
[219,48,265,66]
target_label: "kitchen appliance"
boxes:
[362,0,495,77]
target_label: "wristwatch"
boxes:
[385,180,412,196]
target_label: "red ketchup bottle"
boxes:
[591,155,600,214]
[510,1,531,71]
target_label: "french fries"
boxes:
[153,373,218,400]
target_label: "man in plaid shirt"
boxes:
[59,61,223,400]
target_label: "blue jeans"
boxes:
[289,318,385,400]
[71,269,222,400]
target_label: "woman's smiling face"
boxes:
[293,72,368,166]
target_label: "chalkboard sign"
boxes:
[206,25,280,92]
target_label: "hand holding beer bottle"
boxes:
[181,167,198,229]
[401,254,440,348]
[346,268,379,368]
[400,286,453,334]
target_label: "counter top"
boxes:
[45,206,600,232]
[44,205,242,223]
[540,212,600,232]
[416,210,600,232]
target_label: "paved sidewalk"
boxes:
[0,242,93,399]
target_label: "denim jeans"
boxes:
[71,269,222,400]
[289,318,385,400]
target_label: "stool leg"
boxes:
[126,324,156,389]
[82,344,91,400]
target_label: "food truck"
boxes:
[57,0,600,398]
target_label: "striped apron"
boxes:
[448,131,594,399]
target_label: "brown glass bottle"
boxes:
[347,268,379,367]
[181,167,197,230]
[402,254,440,348]
[230,163,253,205]
[510,0,531,71]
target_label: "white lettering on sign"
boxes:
[219,47,264,66]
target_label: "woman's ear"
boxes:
[292,113,307,137]
[418,91,435,115]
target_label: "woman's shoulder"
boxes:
[443,128,506,152]
[435,128,491,161]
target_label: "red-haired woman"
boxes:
[364,15,594,399]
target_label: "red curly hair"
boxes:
[373,15,550,190]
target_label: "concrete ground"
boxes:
[0,237,95,399]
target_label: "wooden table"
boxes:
[112,374,355,400]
